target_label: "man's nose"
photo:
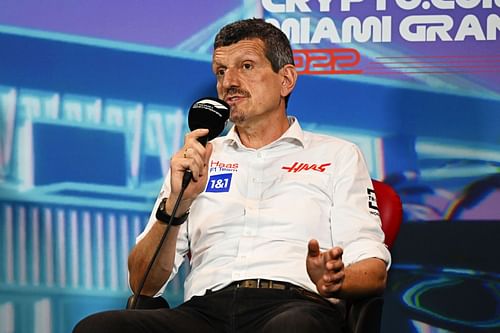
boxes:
[221,68,240,89]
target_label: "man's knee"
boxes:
[73,310,136,333]
[263,307,321,332]
[262,304,344,333]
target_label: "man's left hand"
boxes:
[306,239,345,297]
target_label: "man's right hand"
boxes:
[166,128,212,215]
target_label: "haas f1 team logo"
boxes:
[282,162,332,173]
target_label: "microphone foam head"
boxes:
[188,97,230,141]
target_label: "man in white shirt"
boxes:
[74,18,390,333]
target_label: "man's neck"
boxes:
[236,113,290,149]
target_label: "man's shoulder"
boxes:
[302,129,357,149]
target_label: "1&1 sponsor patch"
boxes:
[206,173,232,192]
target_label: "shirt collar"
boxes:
[223,116,305,149]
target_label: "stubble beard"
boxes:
[230,107,246,125]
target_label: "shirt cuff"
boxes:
[342,239,392,270]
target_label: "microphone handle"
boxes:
[182,170,193,188]
[197,135,208,146]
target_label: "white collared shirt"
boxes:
[137,117,391,301]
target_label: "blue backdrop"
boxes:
[1,1,499,332]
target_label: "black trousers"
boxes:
[73,286,346,333]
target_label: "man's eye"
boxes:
[243,63,252,70]
[217,69,225,76]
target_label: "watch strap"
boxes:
[155,198,189,226]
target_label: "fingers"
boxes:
[204,143,213,166]
[181,148,204,180]
[307,239,320,258]
[322,247,344,292]
[324,247,343,270]
[189,128,210,143]
[306,241,346,297]
[319,270,344,295]
[178,129,211,181]
[323,261,344,282]
[324,247,343,267]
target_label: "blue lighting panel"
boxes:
[33,122,127,186]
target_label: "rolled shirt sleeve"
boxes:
[330,144,391,269]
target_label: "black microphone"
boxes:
[182,97,230,187]
[188,97,230,145]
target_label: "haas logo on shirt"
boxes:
[281,162,332,173]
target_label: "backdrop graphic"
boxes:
[0,1,499,332]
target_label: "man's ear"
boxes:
[280,64,298,98]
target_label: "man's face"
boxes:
[212,38,285,126]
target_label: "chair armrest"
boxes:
[126,295,170,310]
[346,296,384,333]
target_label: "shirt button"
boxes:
[256,152,262,158]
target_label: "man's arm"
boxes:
[128,129,212,296]
[306,239,387,299]
[128,222,182,296]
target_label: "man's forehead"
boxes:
[212,39,266,62]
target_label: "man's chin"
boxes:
[230,111,246,125]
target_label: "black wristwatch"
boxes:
[155,198,189,226]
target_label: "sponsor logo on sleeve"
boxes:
[367,188,380,216]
